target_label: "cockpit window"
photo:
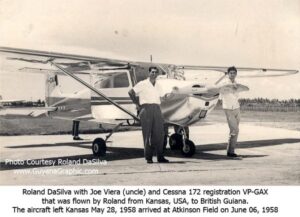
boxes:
[135,70,149,83]
[113,72,129,87]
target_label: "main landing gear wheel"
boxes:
[126,119,136,126]
[169,133,183,150]
[92,138,106,157]
[181,139,196,157]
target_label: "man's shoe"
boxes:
[158,158,169,163]
[147,159,153,164]
[227,152,238,157]
[73,136,83,141]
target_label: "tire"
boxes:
[92,138,106,157]
[169,133,183,150]
[181,139,196,157]
[126,119,135,126]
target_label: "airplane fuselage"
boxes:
[47,68,219,127]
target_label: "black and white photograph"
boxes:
[0,1,299,213]
[1,0,299,185]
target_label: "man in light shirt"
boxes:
[128,66,169,164]
[219,66,249,157]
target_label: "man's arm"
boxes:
[128,89,141,110]
[237,84,249,92]
[206,82,249,93]
[160,92,175,101]
[206,84,224,93]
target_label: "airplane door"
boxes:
[90,69,136,120]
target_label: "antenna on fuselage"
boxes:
[150,55,152,63]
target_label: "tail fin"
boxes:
[45,72,62,106]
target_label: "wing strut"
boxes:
[50,61,139,121]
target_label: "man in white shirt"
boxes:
[219,66,249,157]
[128,66,169,164]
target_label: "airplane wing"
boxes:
[1,46,298,76]
[0,46,130,75]
[1,46,298,121]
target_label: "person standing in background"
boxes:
[219,66,249,157]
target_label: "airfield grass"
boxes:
[0,110,299,136]
[203,109,300,131]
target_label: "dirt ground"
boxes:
[0,122,299,185]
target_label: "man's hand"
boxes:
[136,104,141,112]
[162,92,174,101]
[232,83,238,90]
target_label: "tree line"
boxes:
[239,98,300,107]
[216,98,300,112]
[5,98,300,112]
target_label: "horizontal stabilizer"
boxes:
[0,107,57,117]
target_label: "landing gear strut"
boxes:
[91,123,123,157]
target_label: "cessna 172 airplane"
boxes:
[0,47,298,157]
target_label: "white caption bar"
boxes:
[0,186,299,217]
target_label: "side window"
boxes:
[113,72,129,88]
[135,69,148,83]
[94,71,130,89]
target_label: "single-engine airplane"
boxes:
[0,47,298,157]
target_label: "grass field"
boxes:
[0,110,299,136]
[204,109,300,131]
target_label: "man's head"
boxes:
[227,66,237,81]
[148,66,159,79]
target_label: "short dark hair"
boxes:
[227,66,237,74]
[149,66,158,73]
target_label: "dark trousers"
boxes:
[72,120,80,137]
[139,104,165,160]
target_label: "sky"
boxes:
[0,0,299,100]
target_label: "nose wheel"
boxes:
[181,139,195,157]
[92,138,106,157]
[169,133,183,150]
[168,127,196,157]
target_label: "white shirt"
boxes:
[219,78,240,110]
[133,79,163,105]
